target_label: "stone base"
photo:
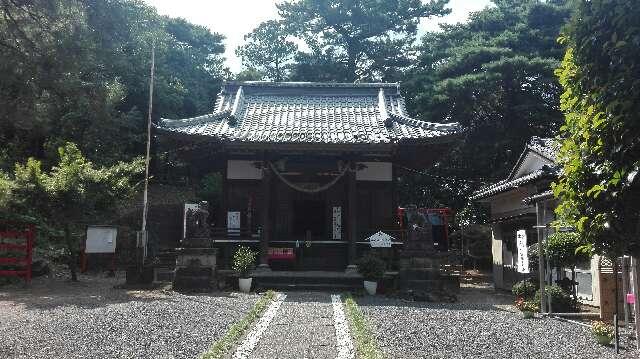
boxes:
[173,267,214,292]
[254,263,272,272]
[172,247,217,292]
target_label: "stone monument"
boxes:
[173,201,218,292]
[398,205,459,302]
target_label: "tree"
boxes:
[1,143,144,281]
[402,0,572,213]
[236,20,297,81]
[278,0,450,82]
[0,0,227,168]
[553,0,640,257]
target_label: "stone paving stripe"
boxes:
[331,294,355,359]
[232,293,287,359]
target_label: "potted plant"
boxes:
[514,298,539,319]
[233,246,256,293]
[591,321,614,345]
[357,254,386,295]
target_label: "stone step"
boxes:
[399,268,442,280]
[255,282,358,291]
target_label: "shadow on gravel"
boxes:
[353,284,515,313]
[0,271,241,310]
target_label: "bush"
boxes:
[515,298,539,313]
[591,321,614,338]
[546,231,590,268]
[357,254,386,281]
[535,284,577,312]
[232,246,256,278]
[512,279,537,300]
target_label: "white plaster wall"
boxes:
[491,224,504,289]
[490,188,535,217]
[227,160,263,180]
[356,162,392,181]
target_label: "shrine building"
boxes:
[156,81,459,272]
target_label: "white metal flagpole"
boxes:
[139,40,155,262]
[142,41,155,233]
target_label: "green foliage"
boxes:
[591,321,614,339]
[232,246,257,278]
[357,253,386,281]
[0,142,143,278]
[344,295,384,359]
[236,20,297,81]
[403,0,571,215]
[196,172,222,206]
[535,284,577,312]
[553,0,640,256]
[512,279,537,300]
[278,0,450,81]
[0,0,226,168]
[545,231,590,268]
[514,298,539,313]
[200,291,276,359]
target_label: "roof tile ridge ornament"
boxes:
[388,112,459,133]
[159,110,231,128]
[379,88,393,128]
[228,85,244,127]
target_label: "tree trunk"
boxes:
[64,224,78,282]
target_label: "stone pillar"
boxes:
[258,165,271,271]
[346,163,358,272]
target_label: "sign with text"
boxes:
[516,229,529,273]
[228,211,241,236]
[332,206,342,240]
[367,231,394,248]
[86,226,117,253]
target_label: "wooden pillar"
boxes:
[346,163,358,271]
[632,256,640,349]
[258,165,271,270]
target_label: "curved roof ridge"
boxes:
[225,81,401,89]
[160,110,230,128]
[388,112,459,132]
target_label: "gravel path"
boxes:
[0,272,259,359]
[250,292,338,359]
[358,285,638,359]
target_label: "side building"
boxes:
[471,137,603,307]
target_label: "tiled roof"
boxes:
[471,136,559,201]
[527,137,557,161]
[157,81,459,145]
[522,190,554,205]
[470,166,558,201]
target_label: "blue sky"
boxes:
[144,0,492,73]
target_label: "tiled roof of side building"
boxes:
[157,81,460,145]
[527,136,557,161]
[470,166,558,201]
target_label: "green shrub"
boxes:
[512,279,537,300]
[357,254,386,281]
[232,246,256,278]
[546,231,590,268]
[535,284,577,312]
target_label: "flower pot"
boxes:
[364,280,377,295]
[521,311,534,319]
[595,334,612,345]
[239,277,252,293]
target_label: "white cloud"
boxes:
[143,0,493,73]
